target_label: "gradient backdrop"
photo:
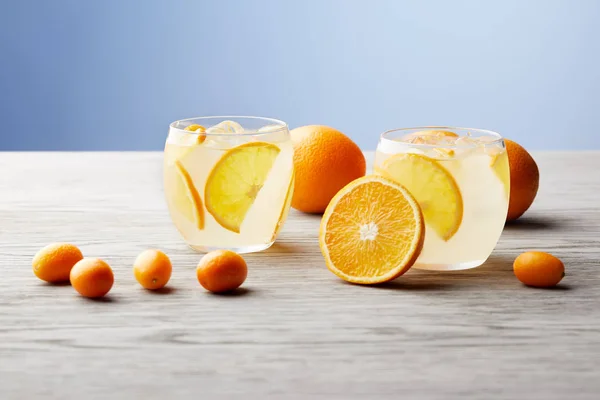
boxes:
[1,0,598,150]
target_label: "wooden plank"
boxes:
[0,151,599,399]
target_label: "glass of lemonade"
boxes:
[164,116,295,253]
[374,127,509,271]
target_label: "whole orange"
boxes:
[70,258,114,298]
[513,251,564,288]
[290,125,366,213]
[32,243,83,283]
[133,249,172,290]
[505,139,539,221]
[196,250,247,293]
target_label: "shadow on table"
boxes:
[371,254,518,292]
[503,216,561,231]
[145,286,178,295]
[265,241,301,254]
[81,295,119,303]
[206,287,255,297]
[40,281,71,287]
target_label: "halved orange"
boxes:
[205,142,280,233]
[319,175,425,285]
[168,160,204,230]
[378,153,463,241]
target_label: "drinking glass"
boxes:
[164,116,294,253]
[374,127,509,270]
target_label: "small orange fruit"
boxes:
[70,258,114,298]
[196,250,247,293]
[505,139,539,221]
[32,243,83,283]
[513,251,564,288]
[133,249,172,290]
[290,125,366,213]
[320,175,425,284]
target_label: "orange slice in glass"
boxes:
[205,142,280,233]
[378,153,463,241]
[168,160,204,230]
[489,149,510,198]
[319,175,425,284]
[184,124,206,133]
[270,170,295,242]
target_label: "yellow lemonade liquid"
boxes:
[164,119,294,253]
[374,129,510,270]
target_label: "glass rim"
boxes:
[169,115,289,137]
[380,126,503,148]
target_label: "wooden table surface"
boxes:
[1,151,599,399]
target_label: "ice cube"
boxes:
[257,124,282,133]
[205,126,226,134]
[204,133,251,150]
[167,130,204,146]
[404,130,458,145]
[437,135,458,146]
[484,146,503,157]
[475,135,499,144]
[454,136,479,148]
[406,147,428,156]
[452,136,479,158]
[215,120,244,133]
[432,148,455,158]
[465,136,503,156]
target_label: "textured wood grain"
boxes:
[0,151,599,400]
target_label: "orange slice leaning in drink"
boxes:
[270,170,295,242]
[205,142,280,233]
[319,175,425,285]
[166,160,204,230]
[377,153,463,241]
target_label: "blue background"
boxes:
[1,0,598,151]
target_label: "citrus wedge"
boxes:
[184,124,206,133]
[168,160,204,230]
[378,153,463,241]
[205,142,280,233]
[490,150,510,198]
[270,171,295,242]
[319,175,425,285]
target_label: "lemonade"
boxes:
[374,127,509,271]
[164,117,295,253]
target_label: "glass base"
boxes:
[188,241,274,254]
[412,259,486,271]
